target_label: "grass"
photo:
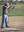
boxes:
[0,3,24,16]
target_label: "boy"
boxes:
[1,3,12,28]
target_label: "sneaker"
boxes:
[6,26,9,28]
[1,26,4,28]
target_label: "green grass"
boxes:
[0,3,24,16]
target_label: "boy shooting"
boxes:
[1,3,12,28]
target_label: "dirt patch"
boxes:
[0,16,24,29]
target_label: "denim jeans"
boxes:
[1,14,8,28]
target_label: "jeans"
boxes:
[1,14,8,28]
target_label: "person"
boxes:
[1,3,12,28]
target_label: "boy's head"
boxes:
[5,3,9,6]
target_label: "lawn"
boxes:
[0,3,24,16]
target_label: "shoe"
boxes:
[6,26,9,28]
[1,26,4,28]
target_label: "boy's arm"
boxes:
[4,5,12,9]
[7,5,12,9]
